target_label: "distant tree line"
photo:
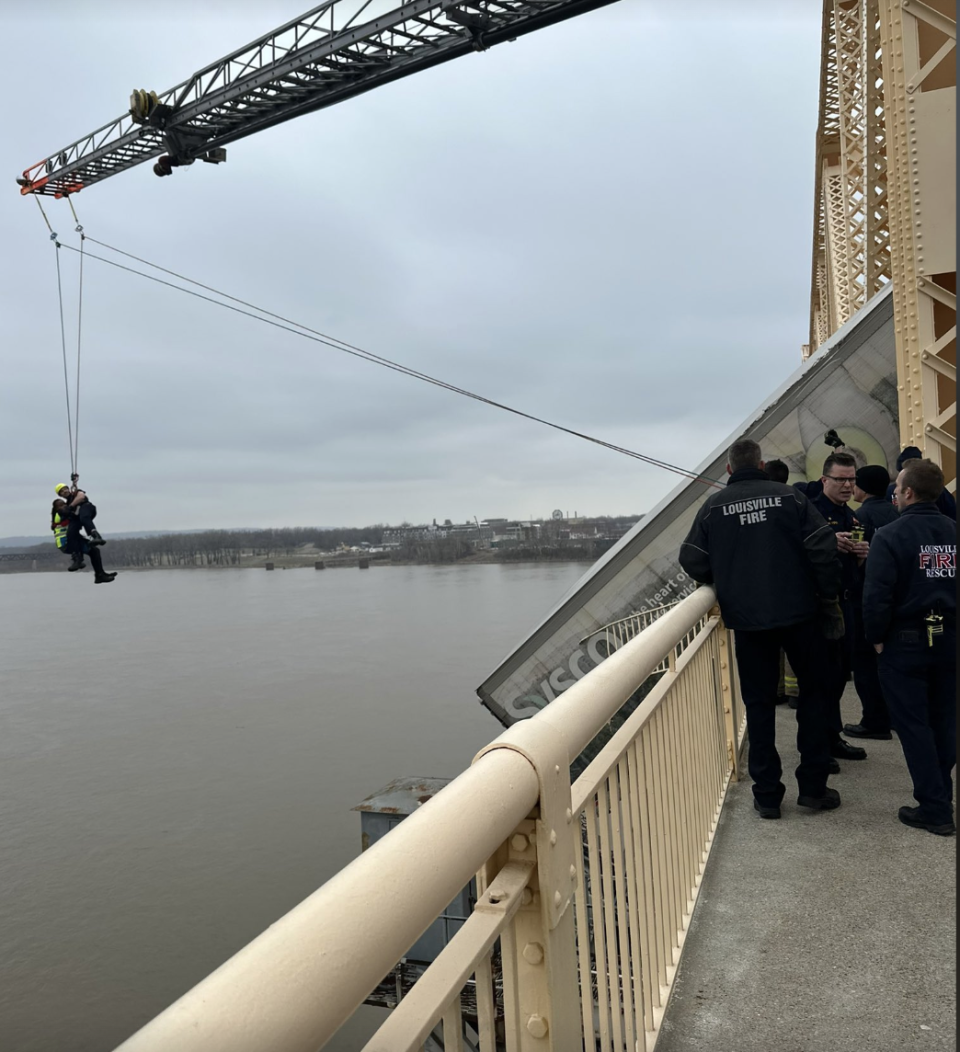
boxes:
[15,517,641,570]
[22,526,389,569]
[394,535,474,564]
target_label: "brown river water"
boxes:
[0,561,589,1051]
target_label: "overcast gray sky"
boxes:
[2,1,821,537]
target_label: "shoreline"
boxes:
[1,549,598,575]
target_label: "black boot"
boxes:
[88,529,106,546]
[88,548,115,580]
[68,553,86,572]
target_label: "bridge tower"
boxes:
[806,0,956,491]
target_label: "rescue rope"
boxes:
[36,196,81,476]
[68,198,85,471]
[59,236,723,490]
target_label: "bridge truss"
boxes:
[806,0,956,491]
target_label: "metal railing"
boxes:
[580,602,680,676]
[115,585,744,1052]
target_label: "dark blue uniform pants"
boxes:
[878,633,956,826]
[65,502,98,554]
[851,603,890,732]
[821,598,889,736]
[734,618,832,807]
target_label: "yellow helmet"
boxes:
[55,483,70,495]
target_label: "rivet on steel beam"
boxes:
[549,829,558,846]
[722,684,729,692]
[569,864,577,880]
[554,765,560,774]
[522,942,544,965]
[511,833,529,852]
[565,808,573,823]
[521,888,534,905]
[527,1014,549,1039]
[553,891,562,908]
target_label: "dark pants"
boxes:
[61,539,107,576]
[822,597,886,738]
[734,618,833,807]
[65,502,98,553]
[851,604,890,732]
[818,599,855,738]
[878,631,956,825]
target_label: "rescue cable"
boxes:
[35,196,79,477]
[54,233,723,490]
[67,196,85,473]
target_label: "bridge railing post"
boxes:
[713,611,741,781]
[476,720,581,1050]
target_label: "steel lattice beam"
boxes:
[878,0,956,490]
[17,0,619,198]
[805,0,892,358]
[806,0,955,491]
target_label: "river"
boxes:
[0,562,590,1051]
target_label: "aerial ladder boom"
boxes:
[17,0,618,198]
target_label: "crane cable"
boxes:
[68,197,85,475]
[50,218,723,490]
[35,196,78,477]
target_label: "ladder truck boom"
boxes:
[17,0,619,198]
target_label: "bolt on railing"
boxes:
[114,585,743,1052]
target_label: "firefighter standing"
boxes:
[679,438,842,818]
[807,452,872,764]
[840,464,900,740]
[862,459,956,836]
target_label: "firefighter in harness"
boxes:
[51,477,117,583]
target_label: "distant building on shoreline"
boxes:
[381,515,641,552]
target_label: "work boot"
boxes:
[797,787,841,811]
[68,554,85,571]
[843,723,892,740]
[94,573,116,584]
[898,806,955,836]
[88,530,106,546]
[830,738,867,761]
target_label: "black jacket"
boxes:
[861,502,957,643]
[808,492,862,596]
[854,495,899,541]
[679,468,840,631]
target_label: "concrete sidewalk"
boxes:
[656,685,956,1052]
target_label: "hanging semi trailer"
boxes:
[477,286,898,727]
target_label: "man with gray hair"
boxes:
[680,438,842,818]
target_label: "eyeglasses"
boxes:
[824,476,856,483]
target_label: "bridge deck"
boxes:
[658,684,956,1052]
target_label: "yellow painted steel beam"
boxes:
[879,0,956,490]
[806,0,892,359]
[807,0,954,492]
